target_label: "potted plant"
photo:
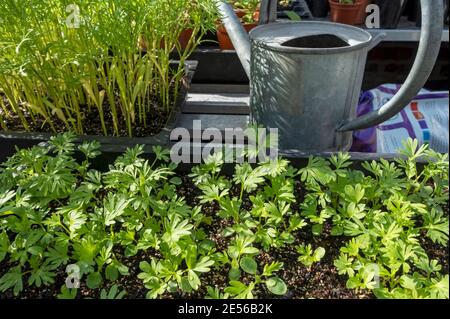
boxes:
[278,0,296,11]
[355,0,371,25]
[217,0,261,50]
[329,0,367,25]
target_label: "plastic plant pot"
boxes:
[306,0,330,17]
[374,0,409,29]
[329,0,366,25]
[445,0,449,25]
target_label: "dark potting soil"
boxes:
[0,93,170,138]
[281,34,350,49]
[0,174,448,300]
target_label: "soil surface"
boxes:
[1,174,447,300]
[0,92,170,138]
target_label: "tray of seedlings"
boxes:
[0,134,448,299]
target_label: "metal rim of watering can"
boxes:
[249,21,375,55]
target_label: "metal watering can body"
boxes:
[214,0,444,151]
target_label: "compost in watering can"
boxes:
[214,0,444,152]
[280,34,350,48]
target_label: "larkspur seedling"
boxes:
[0,136,447,300]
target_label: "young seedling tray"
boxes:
[0,61,198,164]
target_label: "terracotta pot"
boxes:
[253,10,260,22]
[329,0,366,25]
[234,9,247,19]
[139,28,194,51]
[356,0,371,25]
[234,8,260,22]
[178,29,194,49]
[217,24,257,50]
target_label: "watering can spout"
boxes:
[214,0,277,78]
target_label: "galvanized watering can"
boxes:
[214,0,444,151]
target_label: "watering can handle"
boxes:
[213,0,277,77]
[259,0,278,25]
[337,0,444,132]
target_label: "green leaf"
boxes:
[206,286,229,299]
[240,257,258,275]
[57,285,78,299]
[242,246,259,255]
[285,11,301,21]
[86,272,102,289]
[170,177,182,185]
[63,208,87,236]
[100,284,126,299]
[229,268,241,281]
[429,275,449,299]
[334,254,355,277]
[102,194,130,226]
[180,277,193,293]
[152,145,170,162]
[185,245,198,270]
[344,184,365,204]
[312,224,323,236]
[0,267,23,296]
[73,237,98,265]
[346,276,360,289]
[0,232,10,263]
[187,270,201,290]
[298,157,335,186]
[45,243,69,268]
[423,209,449,246]
[78,141,101,159]
[233,163,266,193]
[218,197,241,220]
[314,247,326,260]
[162,216,193,244]
[224,280,255,299]
[0,190,15,208]
[400,275,418,291]
[262,262,284,277]
[125,245,138,257]
[28,264,56,287]
[193,256,215,273]
[105,264,119,281]
[265,277,287,295]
